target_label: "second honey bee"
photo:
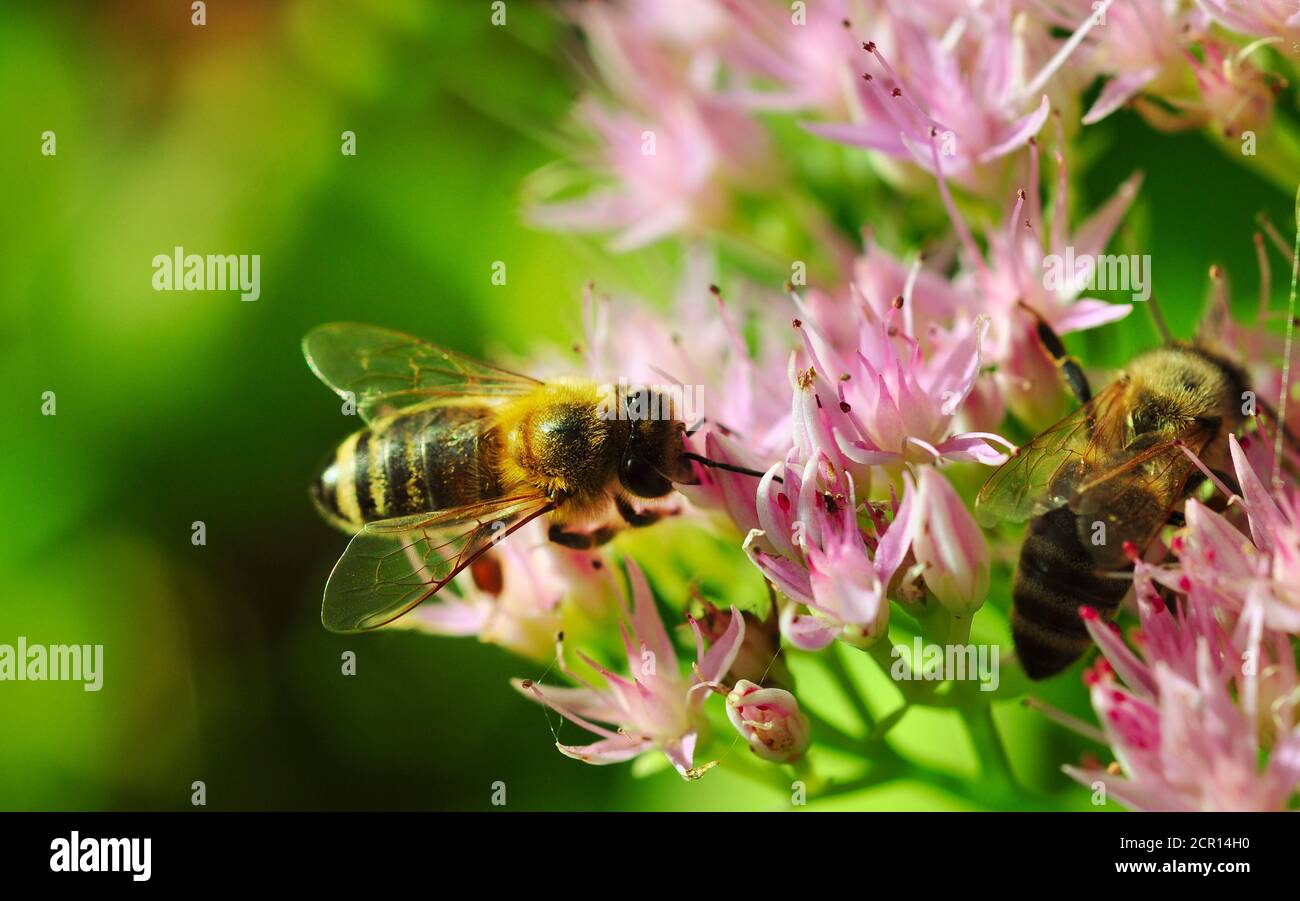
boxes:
[305,323,745,633]
[976,314,1249,680]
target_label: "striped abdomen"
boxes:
[312,404,503,530]
[1011,507,1131,680]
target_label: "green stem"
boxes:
[958,704,1016,790]
[721,749,795,795]
[823,642,876,729]
[801,705,869,757]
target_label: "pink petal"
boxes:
[697,606,746,684]
[1082,69,1161,125]
[1053,299,1132,334]
[556,734,650,765]
[977,94,1051,163]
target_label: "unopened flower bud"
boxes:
[911,468,989,616]
[725,680,811,763]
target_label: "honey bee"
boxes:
[976,319,1250,680]
[304,323,752,633]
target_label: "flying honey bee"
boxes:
[304,323,756,633]
[976,309,1252,680]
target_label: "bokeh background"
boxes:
[2,0,1296,811]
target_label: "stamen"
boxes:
[1274,185,1300,495]
[1021,0,1115,101]
[1022,695,1108,745]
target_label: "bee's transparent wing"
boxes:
[303,322,542,423]
[1066,427,1212,566]
[321,494,555,633]
[975,380,1130,526]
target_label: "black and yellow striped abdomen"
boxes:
[312,404,503,531]
[1011,507,1131,680]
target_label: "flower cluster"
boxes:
[388,1,1300,807]
[1064,436,1300,810]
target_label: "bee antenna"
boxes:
[1145,293,1173,345]
[682,451,779,483]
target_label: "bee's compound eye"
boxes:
[620,455,672,499]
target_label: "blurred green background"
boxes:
[2,0,1295,811]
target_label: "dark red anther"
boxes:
[777,493,790,512]
[1121,540,1140,561]
[839,401,852,413]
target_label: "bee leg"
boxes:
[548,524,596,549]
[1019,301,1092,404]
[547,523,619,549]
[614,495,674,528]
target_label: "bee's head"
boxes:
[616,387,692,498]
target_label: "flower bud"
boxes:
[911,468,989,616]
[725,680,811,763]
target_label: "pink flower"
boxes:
[725,680,812,762]
[1170,435,1300,634]
[611,0,731,50]
[1066,640,1300,811]
[718,0,865,114]
[515,563,745,779]
[744,453,902,649]
[934,137,1138,426]
[1058,436,1300,810]
[805,11,1053,196]
[1031,0,1198,125]
[402,520,611,662]
[1197,0,1300,53]
[891,468,991,617]
[528,8,769,250]
[792,295,1012,468]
